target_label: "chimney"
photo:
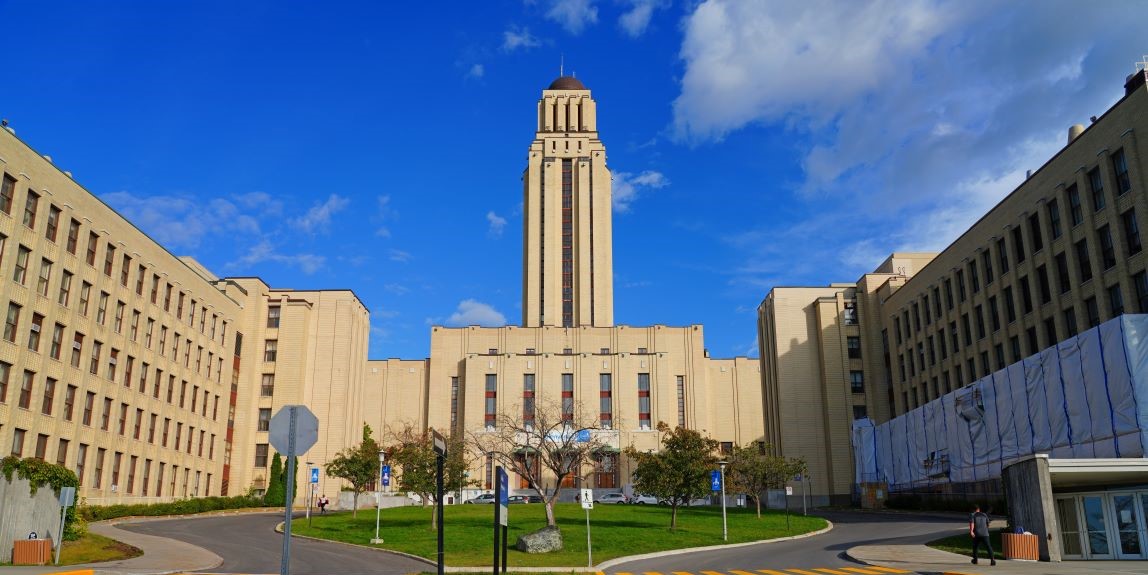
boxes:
[1068,124,1084,144]
[1125,69,1147,96]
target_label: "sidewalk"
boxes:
[0,519,222,575]
[847,543,1148,575]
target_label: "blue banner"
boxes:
[710,470,722,491]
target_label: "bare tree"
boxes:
[386,423,475,529]
[470,399,615,528]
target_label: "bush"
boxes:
[79,495,265,522]
[2,456,84,539]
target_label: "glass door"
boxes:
[1082,496,1113,559]
[1112,494,1144,559]
[1056,497,1084,558]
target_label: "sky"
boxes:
[2,0,1146,361]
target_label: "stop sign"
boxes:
[269,405,319,455]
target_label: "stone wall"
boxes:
[1002,456,1060,562]
[0,475,65,563]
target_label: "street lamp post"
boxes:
[718,460,728,542]
[372,450,385,544]
[306,461,315,526]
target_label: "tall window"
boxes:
[484,374,497,429]
[997,237,1009,273]
[1122,208,1142,255]
[23,190,39,228]
[10,429,25,457]
[1064,306,1079,337]
[66,219,80,253]
[1112,148,1131,194]
[599,373,612,429]
[1003,286,1016,323]
[522,374,536,429]
[4,302,21,342]
[18,370,33,409]
[1098,225,1116,269]
[1048,198,1062,239]
[27,312,42,351]
[561,159,573,327]
[103,244,115,276]
[450,376,459,430]
[1108,283,1125,317]
[1028,212,1043,253]
[263,340,277,362]
[13,245,30,284]
[1135,271,1148,313]
[41,378,55,415]
[257,408,272,431]
[45,205,60,242]
[58,270,72,305]
[561,373,574,422]
[676,375,686,428]
[86,232,98,266]
[75,444,87,486]
[1067,185,1083,226]
[850,371,864,393]
[980,250,994,284]
[37,258,52,296]
[261,374,275,396]
[1075,239,1093,282]
[1011,226,1026,264]
[637,373,651,429]
[1089,167,1105,212]
[254,444,269,467]
[847,336,862,359]
[0,174,14,213]
[1085,296,1100,328]
[267,306,281,328]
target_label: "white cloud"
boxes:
[445,299,507,327]
[384,283,410,295]
[102,191,262,250]
[466,63,485,79]
[486,211,508,236]
[229,240,325,275]
[502,26,541,51]
[375,195,396,238]
[613,170,669,213]
[618,0,667,38]
[388,249,413,263]
[290,194,350,234]
[546,0,598,34]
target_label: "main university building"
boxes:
[4,69,1148,511]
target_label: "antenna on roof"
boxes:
[560,53,564,77]
[1137,55,1148,72]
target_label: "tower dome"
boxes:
[547,76,586,90]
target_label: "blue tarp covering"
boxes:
[853,315,1148,488]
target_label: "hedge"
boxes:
[79,494,266,521]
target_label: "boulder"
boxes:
[514,526,563,553]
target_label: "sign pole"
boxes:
[433,430,446,575]
[493,466,501,575]
[802,474,808,516]
[501,524,507,574]
[280,407,297,575]
[581,488,594,568]
[54,486,74,566]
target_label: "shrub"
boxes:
[78,495,265,522]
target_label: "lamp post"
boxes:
[718,459,728,542]
[305,461,315,526]
[371,450,385,544]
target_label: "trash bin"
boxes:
[12,539,53,565]
[1002,532,1039,560]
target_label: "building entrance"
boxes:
[1056,491,1148,560]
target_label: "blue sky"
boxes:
[2,1,1145,360]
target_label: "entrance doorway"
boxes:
[1055,491,1148,560]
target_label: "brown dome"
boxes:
[548,76,587,90]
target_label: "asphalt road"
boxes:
[121,512,432,575]
[604,510,965,574]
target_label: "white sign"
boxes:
[785,486,794,496]
[269,405,319,455]
[581,488,594,510]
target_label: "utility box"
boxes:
[12,539,52,565]
[858,482,886,510]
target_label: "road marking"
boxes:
[643,571,665,575]
[783,570,823,575]
[811,569,851,575]
[671,571,694,575]
[838,568,888,574]
[730,569,759,575]
[756,570,791,575]
[859,568,911,574]
[702,570,727,575]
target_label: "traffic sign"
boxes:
[310,468,320,484]
[382,465,391,487]
[497,468,509,526]
[58,486,75,507]
[432,429,447,456]
[711,470,722,491]
[580,488,594,510]
[785,485,794,496]
[269,405,319,455]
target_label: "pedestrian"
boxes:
[969,504,996,566]
[318,494,329,514]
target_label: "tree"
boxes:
[387,424,475,529]
[624,422,719,529]
[725,443,806,518]
[265,454,285,506]
[471,399,614,529]
[325,424,382,518]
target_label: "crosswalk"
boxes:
[610,567,912,575]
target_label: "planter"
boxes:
[1002,532,1039,561]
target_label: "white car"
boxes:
[597,492,629,504]
[630,493,658,504]
[465,493,497,504]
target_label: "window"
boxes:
[164,284,172,310]
[130,310,140,341]
[1018,276,1033,315]
[1064,306,1079,337]
[980,351,991,377]
[25,314,44,354]
[956,269,966,302]
[117,402,128,435]
[266,306,281,329]
[257,408,272,431]
[133,408,143,439]
[255,444,269,467]
[1003,286,1016,323]
[1045,317,1058,348]
[484,374,497,429]
[58,270,72,305]
[66,219,80,254]
[1137,271,1148,313]
[13,245,30,284]
[949,321,959,352]
[86,232,99,266]
[1036,265,1051,304]
[1029,212,1043,253]
[23,190,39,228]
[1075,239,1093,283]
[676,375,686,428]
[599,373,612,428]
[1067,184,1083,226]
[150,275,159,304]
[71,332,84,368]
[1098,225,1116,269]
[148,414,157,443]
[1109,283,1125,317]
[114,301,125,333]
[923,294,932,323]
[961,313,972,346]
[136,265,146,295]
[4,302,21,342]
[0,362,10,403]
[261,374,274,396]
[57,439,69,466]
[96,291,108,325]
[994,343,1006,370]
[944,279,954,310]
[522,374,536,428]
[41,377,56,415]
[1011,226,1026,264]
[263,340,277,362]
[1047,198,1063,239]
[103,244,115,276]
[89,340,102,374]
[79,281,91,315]
[850,371,864,393]
[968,261,980,293]
[843,302,857,325]
[561,373,574,422]
[997,238,1009,273]
[449,376,459,429]
[18,370,33,409]
[1085,296,1100,328]
[637,373,651,429]
[0,174,13,213]
[82,392,95,426]
[1026,326,1039,355]
[11,428,25,457]
[33,434,48,460]
[63,385,76,421]
[75,444,88,486]
[975,305,986,339]
[1113,148,1131,194]
[107,348,119,380]
[1053,252,1071,294]
[37,258,52,296]
[1089,167,1105,212]
[847,336,862,359]
[120,254,131,286]
[100,396,112,430]
[981,250,994,285]
[1123,209,1142,256]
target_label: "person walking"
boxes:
[970,505,996,566]
[318,494,329,514]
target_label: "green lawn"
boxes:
[291,503,826,567]
[927,531,1005,560]
[59,532,143,565]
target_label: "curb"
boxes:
[279,520,834,572]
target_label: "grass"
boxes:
[292,503,826,567]
[927,530,1005,561]
[58,532,143,565]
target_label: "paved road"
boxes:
[120,512,432,575]
[604,511,965,575]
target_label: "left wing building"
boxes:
[0,74,764,504]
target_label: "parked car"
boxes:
[597,492,629,504]
[465,493,497,504]
[658,497,711,506]
[630,493,658,504]
[507,494,543,504]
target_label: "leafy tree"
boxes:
[471,399,613,529]
[725,443,807,518]
[624,422,719,529]
[264,454,285,506]
[325,424,382,517]
[387,424,475,529]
